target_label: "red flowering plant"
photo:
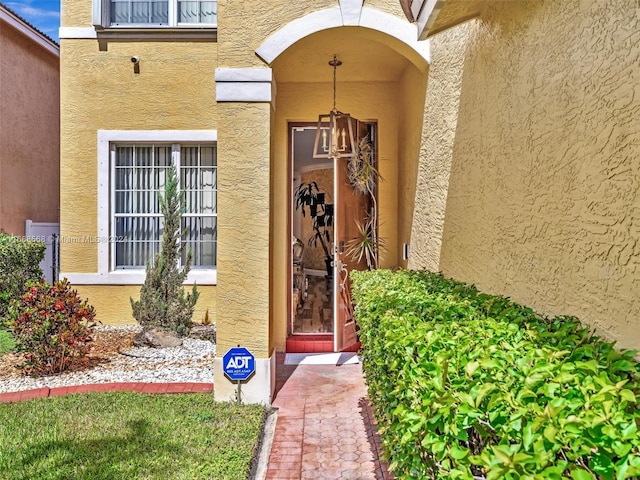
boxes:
[9,279,97,375]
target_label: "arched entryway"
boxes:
[258,5,430,353]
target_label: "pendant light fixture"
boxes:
[313,55,356,159]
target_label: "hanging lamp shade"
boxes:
[313,55,356,159]
[313,109,356,159]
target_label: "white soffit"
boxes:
[413,0,446,40]
[59,27,98,39]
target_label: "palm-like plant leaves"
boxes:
[345,215,386,270]
[293,181,333,259]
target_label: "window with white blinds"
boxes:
[109,0,217,26]
[178,1,216,24]
[112,143,217,269]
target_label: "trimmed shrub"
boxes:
[352,269,640,480]
[0,234,45,324]
[10,279,97,375]
[130,165,199,336]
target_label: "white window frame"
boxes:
[110,142,217,271]
[64,130,217,286]
[93,0,218,28]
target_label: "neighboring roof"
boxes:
[0,2,59,56]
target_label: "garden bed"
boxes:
[0,325,215,393]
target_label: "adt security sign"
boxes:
[223,346,255,381]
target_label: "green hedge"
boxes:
[351,270,640,480]
[0,234,45,323]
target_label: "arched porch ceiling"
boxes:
[272,27,416,84]
[256,4,429,76]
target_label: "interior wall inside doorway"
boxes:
[292,126,334,334]
[298,168,333,270]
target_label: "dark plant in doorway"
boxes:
[293,181,334,277]
[130,165,199,337]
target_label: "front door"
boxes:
[334,121,376,351]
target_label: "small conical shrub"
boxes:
[130,165,199,336]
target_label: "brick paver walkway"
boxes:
[266,353,392,480]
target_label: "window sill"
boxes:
[97,26,217,40]
[59,26,217,42]
[106,24,216,29]
[60,270,217,286]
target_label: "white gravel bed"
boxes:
[0,326,216,394]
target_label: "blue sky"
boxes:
[5,0,60,42]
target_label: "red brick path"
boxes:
[266,353,393,480]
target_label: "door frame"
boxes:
[287,121,378,351]
[288,122,333,339]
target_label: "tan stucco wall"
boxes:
[60,0,91,28]
[217,0,335,68]
[0,21,59,236]
[397,64,427,269]
[59,38,218,323]
[408,23,471,271]
[216,102,271,358]
[365,0,407,19]
[411,0,640,350]
[76,285,216,325]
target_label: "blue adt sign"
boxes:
[222,347,255,381]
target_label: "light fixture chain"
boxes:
[332,54,337,112]
[313,53,355,159]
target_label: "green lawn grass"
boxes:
[0,392,266,480]
[0,329,14,356]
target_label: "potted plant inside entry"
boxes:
[345,134,386,270]
[294,181,334,278]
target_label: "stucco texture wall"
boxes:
[60,40,218,272]
[0,22,59,236]
[365,0,407,19]
[76,285,216,326]
[428,0,486,37]
[216,102,271,358]
[217,0,335,68]
[412,0,640,350]
[60,39,218,324]
[60,0,91,28]
[408,22,472,272]
[397,63,428,269]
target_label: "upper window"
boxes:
[111,143,217,269]
[108,0,217,26]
